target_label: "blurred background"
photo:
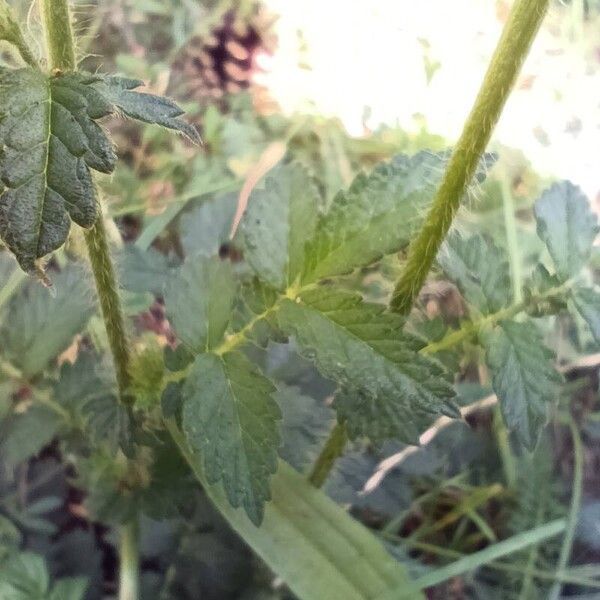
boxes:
[2,1,600,598]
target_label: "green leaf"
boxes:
[118,245,178,295]
[534,181,599,282]
[300,152,494,284]
[0,267,93,376]
[92,75,200,143]
[277,287,458,443]
[438,232,511,313]
[180,193,238,258]
[168,422,424,600]
[0,552,49,599]
[54,351,129,449]
[241,163,320,289]
[1,405,62,469]
[164,256,236,352]
[48,578,88,600]
[0,69,197,271]
[182,351,281,525]
[0,69,107,272]
[483,319,562,449]
[571,286,600,344]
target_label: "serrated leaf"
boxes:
[164,256,236,352]
[571,286,600,344]
[301,153,493,284]
[54,351,129,449]
[0,69,108,272]
[48,578,88,600]
[438,232,511,313]
[277,287,458,443]
[182,351,281,524]
[534,181,599,282]
[0,69,197,270]
[0,267,93,376]
[241,163,320,289]
[92,75,200,143]
[483,320,562,449]
[168,422,424,600]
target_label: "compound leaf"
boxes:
[182,351,281,524]
[438,232,511,314]
[571,286,600,344]
[165,256,236,352]
[277,287,458,443]
[483,319,562,449]
[534,181,599,282]
[241,163,320,290]
[0,267,93,377]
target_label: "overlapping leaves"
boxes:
[166,157,467,522]
[0,67,198,272]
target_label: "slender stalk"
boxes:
[84,214,132,402]
[390,0,549,313]
[40,3,138,600]
[547,418,584,600]
[308,422,348,488]
[118,519,140,600]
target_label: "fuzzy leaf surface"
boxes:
[0,69,197,270]
[241,163,320,289]
[438,232,511,313]
[165,256,236,352]
[92,75,200,143]
[534,181,599,282]
[571,286,600,344]
[484,319,562,449]
[302,153,493,283]
[0,267,93,376]
[0,69,108,271]
[277,287,458,443]
[182,351,281,524]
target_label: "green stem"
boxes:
[84,214,132,403]
[40,4,138,600]
[40,0,77,70]
[547,418,584,600]
[390,0,549,314]
[308,422,348,488]
[118,519,140,600]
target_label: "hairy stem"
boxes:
[390,0,549,313]
[40,3,138,599]
[40,0,77,70]
[308,422,348,488]
[84,214,132,402]
[118,519,140,600]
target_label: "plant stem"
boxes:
[547,418,584,600]
[40,3,138,600]
[308,422,348,488]
[40,0,77,70]
[390,0,549,314]
[118,519,140,600]
[84,214,132,402]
